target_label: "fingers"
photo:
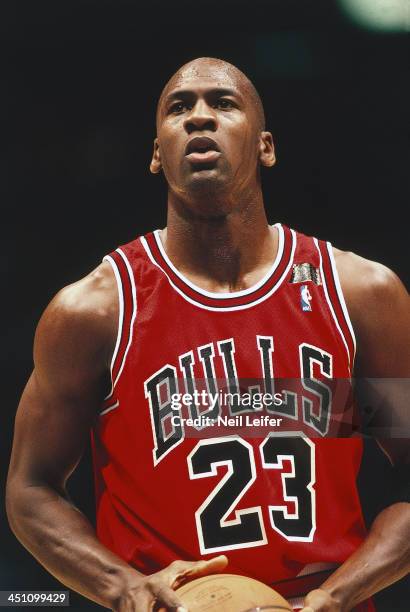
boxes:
[115,588,154,612]
[300,588,340,612]
[117,578,187,612]
[133,556,229,612]
[166,555,228,589]
[184,555,229,579]
[203,555,229,572]
[152,582,187,611]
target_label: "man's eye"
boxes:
[170,102,188,114]
[215,99,234,109]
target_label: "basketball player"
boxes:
[6,58,410,611]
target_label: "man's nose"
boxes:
[184,100,217,133]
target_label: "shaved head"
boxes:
[157,57,265,130]
[151,56,275,206]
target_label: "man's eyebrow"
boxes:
[163,87,242,104]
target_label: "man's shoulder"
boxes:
[35,262,118,368]
[333,247,404,304]
[52,261,117,320]
[332,247,408,363]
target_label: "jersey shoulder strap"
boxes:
[290,227,356,373]
[100,241,139,413]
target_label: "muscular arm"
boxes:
[6,263,134,607]
[6,263,226,610]
[303,251,410,611]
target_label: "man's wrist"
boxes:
[318,580,351,611]
[100,564,143,610]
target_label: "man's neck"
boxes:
[161,193,278,293]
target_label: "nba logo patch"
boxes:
[300,285,312,311]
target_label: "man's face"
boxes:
[151,60,273,211]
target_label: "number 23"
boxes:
[188,434,316,554]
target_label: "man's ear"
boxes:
[259,131,276,168]
[150,138,162,174]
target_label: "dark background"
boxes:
[1,0,408,609]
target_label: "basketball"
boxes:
[176,574,292,611]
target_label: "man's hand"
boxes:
[115,555,228,612]
[300,589,341,612]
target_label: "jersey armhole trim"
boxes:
[101,249,138,411]
[326,242,357,362]
[313,238,354,376]
[112,248,138,387]
[103,254,124,401]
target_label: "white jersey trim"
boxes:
[152,223,285,299]
[101,250,138,411]
[100,400,120,417]
[326,242,357,361]
[289,596,304,610]
[113,248,138,388]
[103,255,124,401]
[313,239,353,377]
[140,227,296,312]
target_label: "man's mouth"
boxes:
[185,136,221,164]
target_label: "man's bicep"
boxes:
[33,281,113,400]
[353,264,409,377]
[9,370,98,490]
[350,263,410,465]
[10,278,114,489]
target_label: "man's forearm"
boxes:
[6,483,140,609]
[319,502,410,609]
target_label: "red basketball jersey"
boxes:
[92,224,373,610]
